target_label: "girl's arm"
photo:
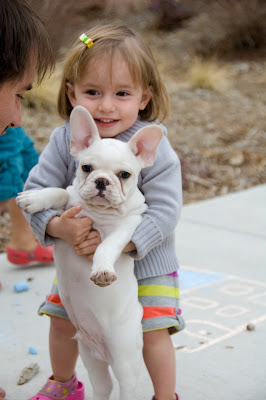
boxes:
[129,134,182,260]
[23,125,81,246]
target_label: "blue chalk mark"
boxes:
[0,333,16,345]
[179,269,226,290]
[29,346,38,355]
[0,335,8,344]
[14,281,29,292]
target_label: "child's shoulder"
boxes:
[117,119,167,143]
[49,121,71,145]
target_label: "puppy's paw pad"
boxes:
[90,270,117,286]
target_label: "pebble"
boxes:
[17,362,40,385]
[246,323,255,331]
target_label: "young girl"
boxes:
[24,24,184,400]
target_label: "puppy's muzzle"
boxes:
[95,178,110,198]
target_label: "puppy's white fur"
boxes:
[17,106,163,400]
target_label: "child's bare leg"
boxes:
[7,198,38,251]
[143,329,176,400]
[49,316,79,382]
[0,201,8,215]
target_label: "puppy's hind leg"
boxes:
[78,342,113,400]
[110,326,143,400]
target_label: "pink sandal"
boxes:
[7,243,54,265]
[28,372,84,400]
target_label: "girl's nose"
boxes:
[98,95,115,113]
[9,101,22,128]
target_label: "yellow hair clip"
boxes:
[79,33,94,48]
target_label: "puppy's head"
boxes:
[70,106,163,208]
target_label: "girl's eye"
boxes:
[17,94,24,100]
[87,90,98,96]
[118,171,131,179]
[117,91,129,97]
[82,165,93,173]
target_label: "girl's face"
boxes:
[66,54,151,138]
[0,63,35,136]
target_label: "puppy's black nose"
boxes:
[95,178,109,190]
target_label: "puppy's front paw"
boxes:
[90,270,117,286]
[16,191,46,214]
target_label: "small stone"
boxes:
[174,345,186,351]
[229,151,245,166]
[199,329,208,335]
[17,362,39,385]
[246,323,255,331]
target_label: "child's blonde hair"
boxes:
[58,24,169,122]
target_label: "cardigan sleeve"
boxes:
[23,125,75,246]
[130,134,182,260]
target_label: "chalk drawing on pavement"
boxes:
[173,266,266,353]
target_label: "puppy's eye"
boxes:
[118,171,131,179]
[82,165,93,173]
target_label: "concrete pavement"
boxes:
[0,185,265,400]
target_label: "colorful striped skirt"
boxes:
[39,271,184,334]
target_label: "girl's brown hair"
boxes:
[58,24,169,122]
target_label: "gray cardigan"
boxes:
[24,118,182,280]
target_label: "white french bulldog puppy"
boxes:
[17,105,163,400]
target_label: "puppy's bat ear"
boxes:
[70,106,100,157]
[128,125,163,168]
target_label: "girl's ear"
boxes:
[70,106,100,157]
[128,125,163,168]
[139,87,152,111]
[66,82,77,108]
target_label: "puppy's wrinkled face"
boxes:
[70,106,163,208]
[76,139,140,208]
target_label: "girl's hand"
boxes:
[75,229,101,261]
[123,241,136,253]
[46,206,93,245]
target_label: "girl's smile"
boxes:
[66,54,151,138]
[94,118,119,129]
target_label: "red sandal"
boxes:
[7,243,54,265]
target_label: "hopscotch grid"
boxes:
[248,291,266,306]
[182,314,266,353]
[176,265,266,353]
[174,314,266,353]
